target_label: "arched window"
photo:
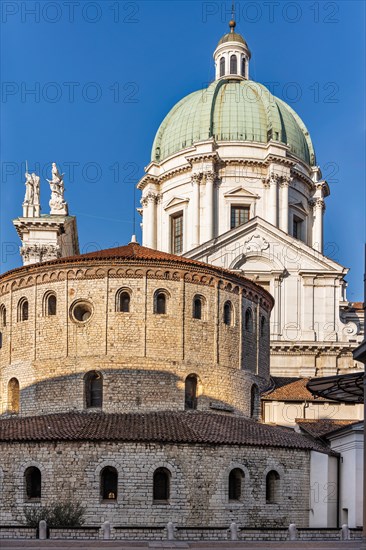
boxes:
[153,468,170,502]
[220,56,225,77]
[0,304,6,327]
[8,378,20,414]
[154,291,167,315]
[229,468,244,501]
[193,295,204,320]
[250,384,259,418]
[185,374,198,410]
[116,289,131,313]
[43,292,57,316]
[260,315,266,337]
[245,308,253,332]
[230,54,237,74]
[100,466,118,500]
[266,470,280,504]
[25,467,41,500]
[85,371,103,408]
[241,57,246,77]
[17,298,28,322]
[223,301,233,326]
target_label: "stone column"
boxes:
[141,192,157,249]
[312,198,325,253]
[205,170,215,241]
[191,173,201,248]
[279,177,290,233]
[268,174,278,227]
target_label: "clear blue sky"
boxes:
[1,0,365,300]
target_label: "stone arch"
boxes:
[19,460,47,503]
[220,462,251,505]
[153,288,171,314]
[263,463,285,505]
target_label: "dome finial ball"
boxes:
[229,19,236,32]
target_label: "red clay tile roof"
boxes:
[0,411,333,454]
[262,377,328,402]
[0,243,274,307]
[295,419,361,439]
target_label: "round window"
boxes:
[70,301,93,323]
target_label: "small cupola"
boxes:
[213,20,251,81]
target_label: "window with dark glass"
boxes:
[260,316,266,337]
[241,57,246,77]
[25,467,41,500]
[171,212,183,254]
[18,298,29,322]
[250,384,259,418]
[85,371,103,408]
[100,467,118,500]
[47,294,57,316]
[231,206,250,229]
[193,296,203,320]
[8,377,20,413]
[293,217,302,240]
[153,468,170,502]
[230,54,237,74]
[154,292,167,314]
[0,332,2,349]
[220,56,225,77]
[223,301,233,326]
[116,290,131,312]
[245,308,253,332]
[266,470,280,503]
[185,374,198,410]
[0,305,6,327]
[229,468,244,501]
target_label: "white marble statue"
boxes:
[23,172,41,217]
[47,162,68,215]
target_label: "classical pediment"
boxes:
[290,201,308,215]
[184,216,347,275]
[164,196,189,210]
[223,186,259,199]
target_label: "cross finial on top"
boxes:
[229,1,236,32]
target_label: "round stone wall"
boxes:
[0,253,273,417]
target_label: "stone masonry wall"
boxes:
[0,261,272,417]
[0,440,310,529]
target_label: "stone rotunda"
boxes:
[0,243,333,534]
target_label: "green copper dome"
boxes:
[152,79,315,166]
